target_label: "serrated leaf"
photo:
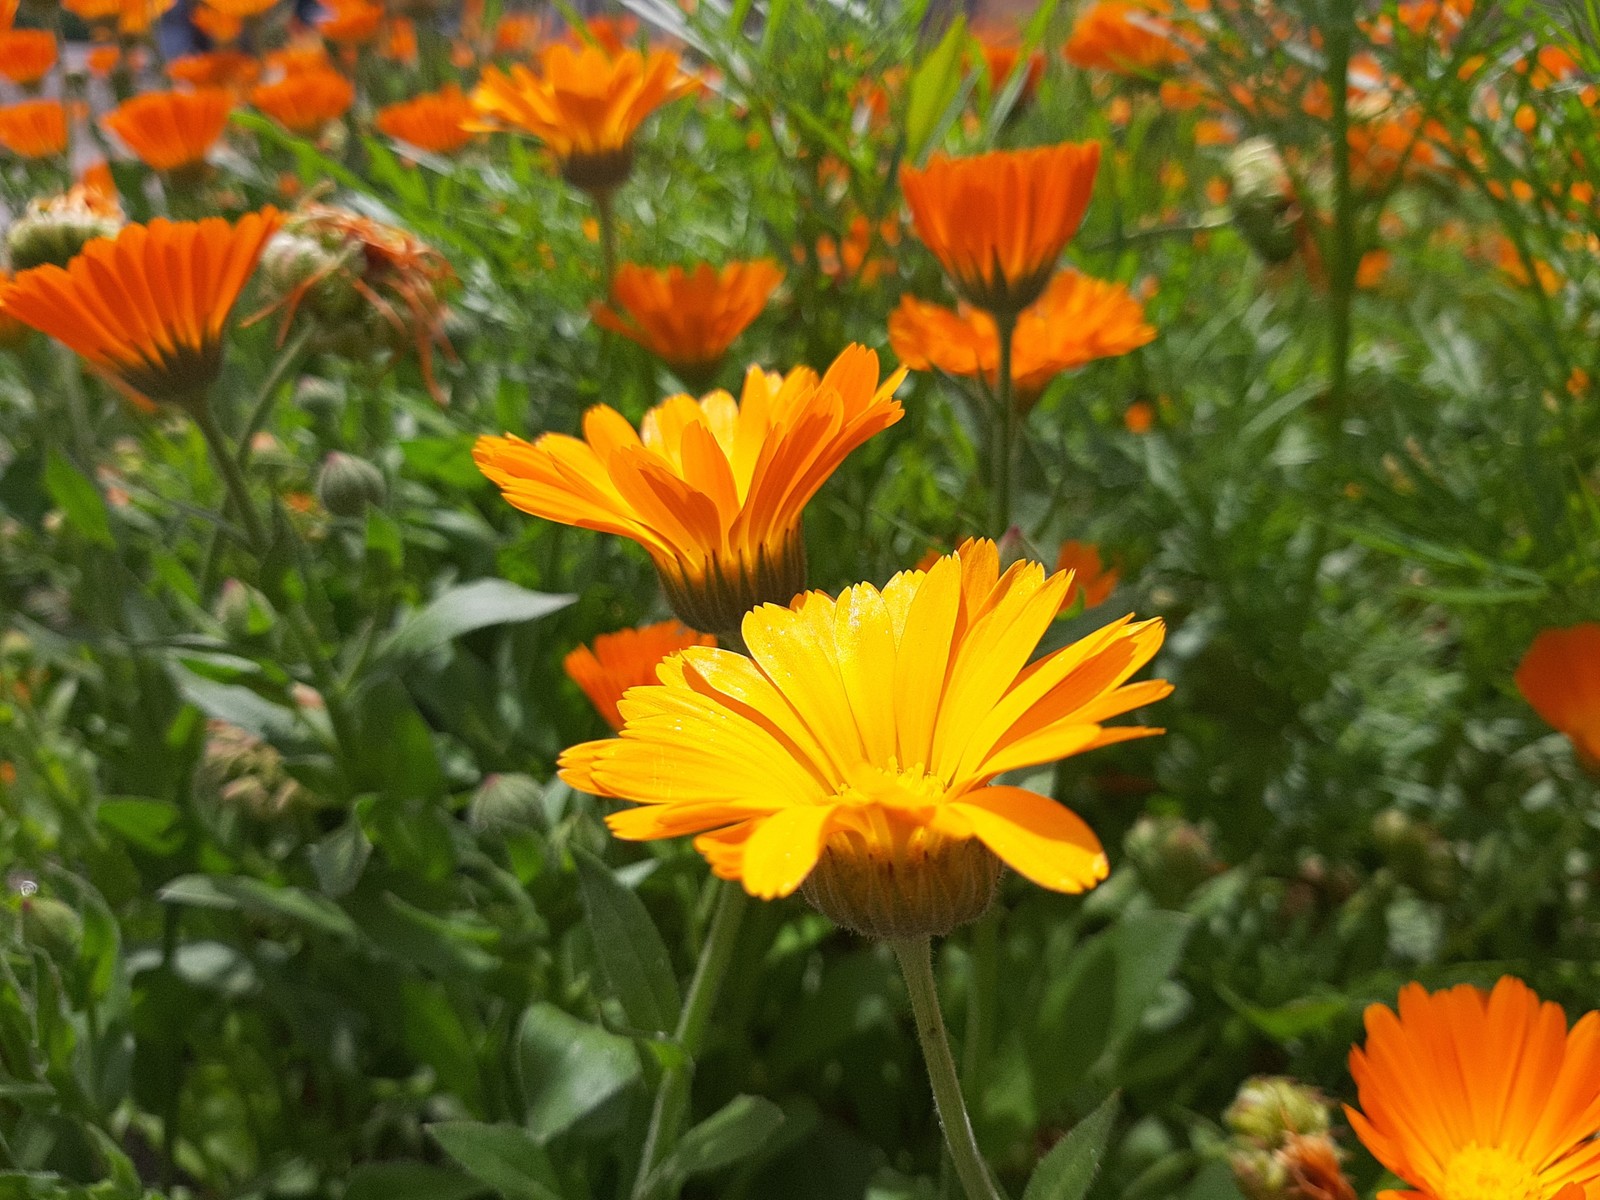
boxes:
[1023,1092,1120,1200]
[574,848,680,1035]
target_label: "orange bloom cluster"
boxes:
[564,621,716,730]
[376,84,477,156]
[889,270,1154,409]
[318,0,385,46]
[468,40,698,192]
[591,260,785,383]
[901,142,1101,316]
[475,346,904,633]
[1064,1,1186,75]
[103,88,232,175]
[0,28,55,87]
[1,210,283,409]
[1348,977,1600,1200]
[252,68,355,136]
[0,99,70,159]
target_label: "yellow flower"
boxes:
[474,344,904,633]
[561,540,1169,937]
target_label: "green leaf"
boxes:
[573,848,681,1035]
[383,579,574,661]
[43,451,113,547]
[641,1095,785,1193]
[345,1163,489,1200]
[169,665,303,742]
[96,797,182,855]
[307,817,372,898]
[1109,911,1193,1045]
[1023,1092,1120,1200]
[905,15,968,162]
[515,1002,641,1142]
[158,874,361,941]
[429,1121,564,1200]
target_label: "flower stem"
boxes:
[631,880,749,1200]
[594,187,619,296]
[193,403,271,555]
[990,312,1018,538]
[892,936,1005,1200]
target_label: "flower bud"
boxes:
[468,773,546,835]
[1227,138,1298,265]
[194,721,305,819]
[214,578,276,640]
[316,452,386,517]
[294,375,344,415]
[21,895,83,960]
[1372,809,1455,900]
[1225,1076,1331,1146]
[1125,814,1222,903]
[7,186,125,271]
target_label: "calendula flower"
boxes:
[565,621,716,730]
[167,49,261,90]
[900,143,1101,316]
[560,540,1169,936]
[375,84,476,156]
[0,209,283,410]
[252,68,354,136]
[0,98,69,158]
[590,260,785,385]
[889,269,1154,409]
[0,28,56,86]
[974,35,1045,105]
[64,0,174,34]
[201,0,277,15]
[318,0,384,45]
[102,88,231,176]
[1064,1,1185,74]
[192,2,243,44]
[467,42,698,193]
[1346,977,1600,1200]
[475,345,904,633]
[1515,624,1600,770]
[1056,540,1118,610]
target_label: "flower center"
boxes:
[1438,1145,1546,1200]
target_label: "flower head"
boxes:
[252,67,354,136]
[6,182,124,271]
[475,345,904,633]
[317,0,384,45]
[102,88,231,175]
[1064,1,1185,74]
[565,621,716,730]
[590,260,784,384]
[467,42,698,192]
[64,0,174,35]
[0,98,69,159]
[560,540,1169,935]
[889,269,1154,408]
[375,84,476,156]
[1347,977,1600,1200]
[0,28,56,86]
[1056,540,1119,610]
[900,143,1101,315]
[201,0,278,15]
[1515,624,1600,770]
[1,209,283,410]
[167,49,261,90]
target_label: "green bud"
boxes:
[469,773,546,836]
[21,895,83,960]
[315,452,386,517]
[7,191,124,271]
[1225,1076,1330,1147]
[1227,138,1299,265]
[215,578,276,640]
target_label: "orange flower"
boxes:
[167,50,261,90]
[816,214,901,287]
[0,99,69,159]
[102,88,231,174]
[1055,540,1119,610]
[65,0,174,34]
[900,143,1101,315]
[1515,624,1600,769]
[375,84,476,155]
[86,44,121,76]
[1124,399,1155,433]
[590,260,785,383]
[974,35,1045,105]
[467,42,698,192]
[493,11,542,55]
[383,17,417,63]
[265,40,331,75]
[565,621,716,730]
[202,0,278,14]
[1347,977,1600,1200]
[1064,1,1185,74]
[474,345,905,633]
[193,2,243,44]
[318,0,384,45]
[0,210,283,410]
[251,68,354,136]
[565,14,639,56]
[0,28,56,86]
[888,270,1154,408]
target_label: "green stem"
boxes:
[892,937,1005,1200]
[1323,0,1357,431]
[594,187,619,296]
[630,881,749,1200]
[990,313,1018,538]
[192,403,271,555]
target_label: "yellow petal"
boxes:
[740,804,837,899]
[950,786,1107,893]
